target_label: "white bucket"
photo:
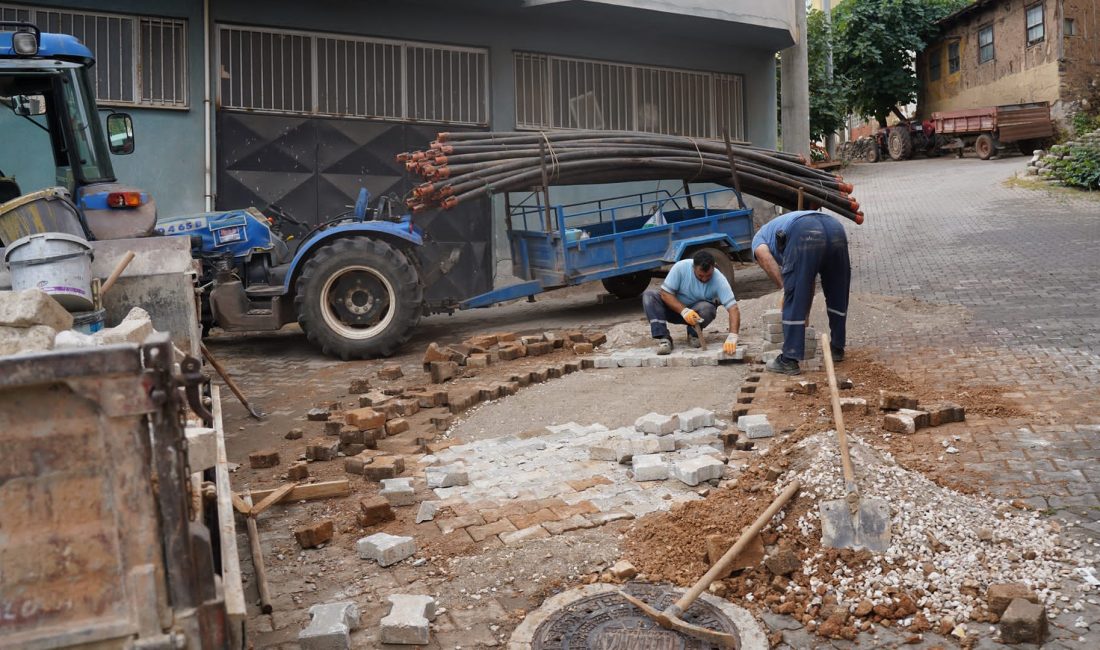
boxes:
[4,232,94,311]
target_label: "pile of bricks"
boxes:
[422,330,606,385]
[878,390,965,435]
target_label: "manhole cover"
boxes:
[530,583,740,650]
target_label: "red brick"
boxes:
[345,407,386,430]
[526,341,553,356]
[430,361,459,384]
[879,390,919,410]
[447,388,480,413]
[377,364,404,380]
[248,449,280,469]
[468,518,517,542]
[422,342,453,370]
[498,344,527,361]
[394,399,420,417]
[431,414,455,431]
[587,332,608,347]
[573,342,594,354]
[305,439,339,461]
[287,461,309,480]
[357,496,396,527]
[494,331,517,342]
[348,378,372,394]
[344,453,374,474]
[385,418,410,436]
[467,334,499,349]
[565,330,587,342]
[508,508,560,530]
[363,455,405,481]
[294,519,334,548]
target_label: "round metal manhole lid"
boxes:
[513,583,765,650]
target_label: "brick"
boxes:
[499,344,527,361]
[493,380,520,396]
[381,594,436,645]
[380,477,416,506]
[500,524,551,546]
[447,388,480,413]
[422,342,452,370]
[720,428,740,446]
[430,361,459,384]
[563,361,582,374]
[730,406,750,419]
[295,519,335,549]
[987,583,1039,616]
[306,439,339,461]
[610,560,638,580]
[363,455,405,481]
[494,331,517,342]
[357,532,416,566]
[544,514,594,535]
[468,518,517,542]
[431,414,455,431]
[999,598,1047,644]
[508,508,559,530]
[468,334,499,348]
[527,341,553,356]
[467,353,491,368]
[879,390,919,410]
[248,449,280,469]
[789,380,817,395]
[287,461,310,481]
[543,331,564,348]
[299,601,359,650]
[565,330,586,342]
[520,334,545,345]
[838,378,854,390]
[581,358,595,369]
[676,407,715,432]
[443,344,469,365]
[358,496,396,526]
[839,397,868,414]
[632,454,669,481]
[306,408,330,421]
[377,364,403,380]
[285,428,304,440]
[635,412,676,435]
[587,510,636,526]
[529,368,550,383]
[587,332,608,347]
[382,386,405,396]
[437,514,486,535]
[588,443,619,462]
[737,414,774,439]
[573,342,594,355]
[546,364,564,378]
[348,378,372,394]
[706,533,765,576]
[385,418,410,436]
[762,309,782,325]
[426,463,469,488]
[883,412,916,434]
[357,392,390,408]
[672,456,726,486]
[928,402,966,426]
[344,452,374,474]
[477,384,503,401]
[593,356,617,369]
[340,427,379,447]
[897,408,930,429]
[345,407,386,430]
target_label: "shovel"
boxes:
[818,333,891,552]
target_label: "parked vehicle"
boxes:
[932,102,1055,160]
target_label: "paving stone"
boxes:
[357,532,416,566]
[573,342,594,354]
[987,583,1039,616]
[632,454,669,481]
[357,496,395,526]
[498,344,527,361]
[587,510,636,526]
[467,353,490,368]
[299,601,359,650]
[676,407,715,432]
[377,364,404,380]
[344,407,385,430]
[928,402,966,426]
[897,407,930,429]
[380,594,436,645]
[839,397,868,414]
[447,388,480,413]
[737,414,774,439]
[635,412,676,435]
[249,449,280,469]
[306,408,330,421]
[363,455,404,481]
[415,500,440,523]
[587,332,608,346]
[648,434,676,452]
[672,455,726,486]
[610,560,638,579]
[430,361,459,384]
[437,514,485,535]
[468,518,517,542]
[883,412,916,434]
[762,309,782,325]
[527,341,553,356]
[999,598,1048,644]
[788,380,817,395]
[385,418,409,436]
[879,390,919,410]
[380,477,416,506]
[543,514,594,535]
[500,524,551,545]
[426,463,469,488]
[592,356,617,369]
[617,355,644,368]
[306,439,339,461]
[285,428,304,440]
[343,452,374,475]
[295,519,335,549]
[431,414,454,431]
[287,461,310,481]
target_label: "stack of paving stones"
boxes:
[761,309,817,362]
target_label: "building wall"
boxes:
[917,0,1061,118]
[1061,0,1100,117]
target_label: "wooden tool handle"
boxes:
[821,333,856,485]
[242,495,273,614]
[673,480,801,613]
[100,251,135,295]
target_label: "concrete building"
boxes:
[917,0,1100,126]
[2,0,797,298]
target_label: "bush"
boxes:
[1047,144,1100,190]
[1072,111,1100,136]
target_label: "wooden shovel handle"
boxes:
[821,333,856,485]
[672,480,801,614]
[100,251,135,296]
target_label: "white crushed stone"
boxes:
[783,430,1099,625]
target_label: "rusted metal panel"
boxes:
[932,102,1053,143]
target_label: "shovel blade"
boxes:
[819,498,891,552]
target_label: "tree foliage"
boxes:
[807,8,846,140]
[832,0,969,127]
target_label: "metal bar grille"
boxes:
[1,3,186,108]
[515,51,744,140]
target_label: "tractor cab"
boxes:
[0,22,153,244]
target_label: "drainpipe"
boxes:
[203,0,212,212]
[824,0,836,156]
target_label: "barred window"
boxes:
[218,25,489,126]
[0,3,188,108]
[514,52,744,141]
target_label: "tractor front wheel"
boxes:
[295,237,422,359]
[888,127,913,161]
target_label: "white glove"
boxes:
[723,333,739,355]
[680,308,701,326]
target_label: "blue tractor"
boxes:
[1,23,430,359]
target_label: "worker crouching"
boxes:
[643,250,741,356]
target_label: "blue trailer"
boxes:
[461,187,754,308]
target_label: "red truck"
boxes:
[932,102,1055,160]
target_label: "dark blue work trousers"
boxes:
[781,214,850,362]
[642,289,717,340]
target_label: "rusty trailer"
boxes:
[932,102,1055,160]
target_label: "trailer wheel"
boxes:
[888,127,913,161]
[295,237,422,359]
[601,271,652,300]
[975,134,995,160]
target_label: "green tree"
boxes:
[807,8,846,141]
[833,0,969,127]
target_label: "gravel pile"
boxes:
[783,430,1100,633]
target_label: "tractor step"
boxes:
[244,284,284,297]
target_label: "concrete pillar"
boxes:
[780,0,810,158]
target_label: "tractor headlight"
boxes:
[12,32,38,56]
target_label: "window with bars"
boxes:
[978,25,994,63]
[514,52,744,141]
[1026,4,1045,45]
[218,25,489,126]
[0,3,188,108]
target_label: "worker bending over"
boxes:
[752,210,851,375]
[642,250,740,356]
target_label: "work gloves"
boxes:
[680,308,702,326]
[724,333,739,355]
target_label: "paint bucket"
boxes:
[3,232,94,311]
[71,308,106,335]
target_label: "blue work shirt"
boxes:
[660,259,737,309]
[751,210,827,267]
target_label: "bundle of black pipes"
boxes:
[399,130,863,224]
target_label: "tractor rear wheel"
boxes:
[975,134,996,160]
[294,237,422,359]
[888,127,913,161]
[601,271,652,299]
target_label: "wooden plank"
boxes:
[248,483,295,518]
[247,479,351,503]
[212,386,247,628]
[191,473,205,522]
[231,491,251,516]
[243,495,273,614]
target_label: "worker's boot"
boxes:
[656,338,673,355]
[766,355,801,375]
[830,345,845,362]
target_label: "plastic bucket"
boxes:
[72,308,106,334]
[4,232,94,311]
